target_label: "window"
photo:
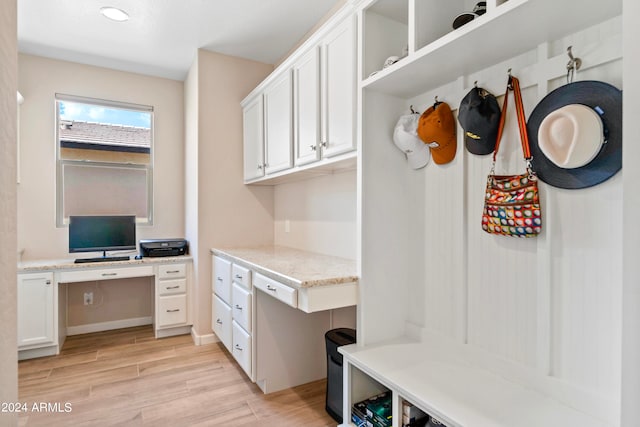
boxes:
[55,94,153,226]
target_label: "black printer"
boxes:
[139,239,189,257]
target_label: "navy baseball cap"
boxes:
[457,86,501,155]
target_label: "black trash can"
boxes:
[325,328,356,423]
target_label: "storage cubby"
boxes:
[347,364,391,426]
[414,0,475,52]
[362,0,409,80]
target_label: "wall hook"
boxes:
[474,80,478,88]
[566,46,582,83]
[410,105,418,114]
[433,96,440,109]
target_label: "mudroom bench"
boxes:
[339,336,609,427]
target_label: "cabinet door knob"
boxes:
[45,280,51,285]
[216,319,223,325]
[235,344,243,351]
[235,304,243,310]
[257,164,263,170]
[321,141,328,148]
[309,144,317,151]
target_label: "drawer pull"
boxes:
[166,309,180,313]
[102,273,118,277]
[234,274,243,279]
[234,304,243,311]
[266,285,277,292]
[217,277,223,282]
[216,319,223,325]
[166,285,180,290]
[166,270,180,274]
[234,344,243,351]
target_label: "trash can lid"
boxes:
[325,328,356,346]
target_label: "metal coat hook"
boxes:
[410,105,418,114]
[433,96,440,109]
[566,46,582,83]
[474,80,478,88]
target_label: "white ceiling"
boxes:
[17,0,342,81]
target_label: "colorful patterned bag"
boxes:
[482,75,542,237]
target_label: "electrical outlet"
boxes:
[84,292,93,305]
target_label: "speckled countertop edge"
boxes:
[18,255,192,272]
[211,246,358,289]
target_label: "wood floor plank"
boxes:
[18,326,337,427]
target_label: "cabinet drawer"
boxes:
[157,294,187,327]
[213,294,232,352]
[232,282,252,333]
[231,264,251,289]
[213,256,232,304]
[158,263,186,279]
[232,320,252,378]
[58,265,153,283]
[253,273,297,308]
[158,278,186,296]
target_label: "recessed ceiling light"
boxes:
[100,6,130,22]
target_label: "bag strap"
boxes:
[492,75,532,164]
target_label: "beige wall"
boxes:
[0,0,18,421]
[186,50,274,337]
[17,54,185,327]
[274,171,357,260]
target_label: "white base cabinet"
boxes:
[17,272,55,349]
[212,255,254,379]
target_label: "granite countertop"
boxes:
[211,246,358,289]
[18,255,192,272]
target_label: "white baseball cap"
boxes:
[537,104,604,169]
[393,114,430,169]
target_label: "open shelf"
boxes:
[361,0,622,98]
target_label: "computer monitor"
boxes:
[69,215,136,263]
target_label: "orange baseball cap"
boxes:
[417,102,457,165]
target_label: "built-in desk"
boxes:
[17,256,193,360]
[211,246,358,394]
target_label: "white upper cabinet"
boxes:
[264,70,293,175]
[242,95,265,181]
[321,16,356,158]
[241,5,358,184]
[293,46,321,166]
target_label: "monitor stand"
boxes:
[74,251,130,264]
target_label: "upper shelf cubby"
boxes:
[360,0,622,98]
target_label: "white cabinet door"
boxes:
[157,294,187,327]
[213,256,232,304]
[264,70,293,174]
[321,16,356,158]
[232,320,252,377]
[232,282,252,333]
[18,272,55,348]
[243,95,265,181]
[293,46,321,166]
[213,294,232,352]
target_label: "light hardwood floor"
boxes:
[18,326,337,426]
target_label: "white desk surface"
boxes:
[18,255,192,272]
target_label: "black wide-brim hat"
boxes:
[527,80,622,189]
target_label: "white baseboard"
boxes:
[67,316,152,336]
[191,328,219,346]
